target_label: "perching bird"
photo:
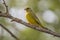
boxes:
[25,7,51,31]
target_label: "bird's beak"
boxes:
[24,8,28,10]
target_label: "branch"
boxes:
[1,0,60,38]
[0,13,60,37]
[0,24,19,40]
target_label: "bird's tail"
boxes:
[39,24,52,31]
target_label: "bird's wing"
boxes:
[30,10,42,26]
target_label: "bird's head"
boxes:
[24,7,32,12]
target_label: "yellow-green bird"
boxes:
[25,7,51,30]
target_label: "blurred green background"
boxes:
[0,0,60,40]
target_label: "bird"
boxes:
[25,7,51,31]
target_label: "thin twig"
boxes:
[2,0,9,15]
[0,24,20,40]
